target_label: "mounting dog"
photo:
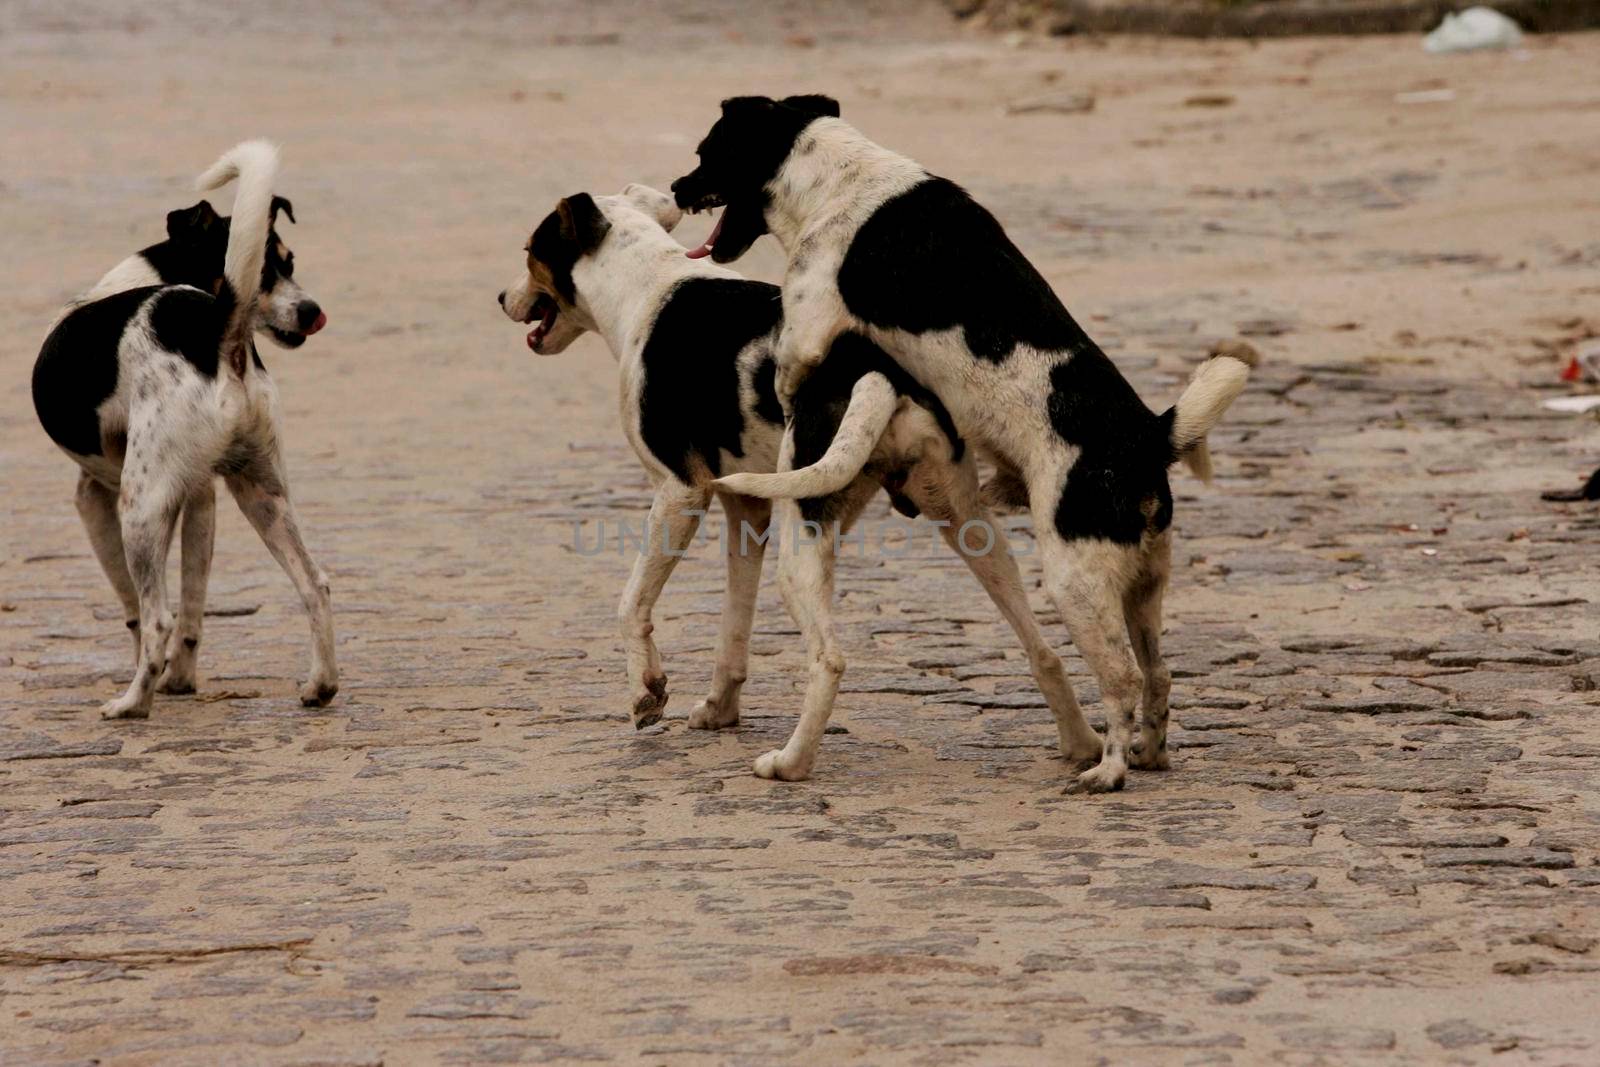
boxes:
[672,95,1257,791]
[497,184,1102,768]
[31,141,337,719]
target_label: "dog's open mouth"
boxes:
[526,293,558,351]
[267,311,324,350]
[685,200,726,260]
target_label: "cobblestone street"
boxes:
[2,3,1598,1063]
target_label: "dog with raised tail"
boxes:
[672,95,1260,790]
[31,141,337,719]
[498,185,1104,771]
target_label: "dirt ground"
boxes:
[3,2,1600,1064]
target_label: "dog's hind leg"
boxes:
[1125,530,1173,771]
[690,491,771,730]
[101,479,182,720]
[158,482,216,695]
[1042,538,1145,794]
[755,497,843,781]
[619,479,710,728]
[225,456,338,707]
[755,476,876,781]
[910,458,1103,766]
[75,471,142,660]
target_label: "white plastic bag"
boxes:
[1424,7,1524,53]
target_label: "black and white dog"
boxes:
[672,96,1257,791]
[497,185,1104,772]
[31,141,337,719]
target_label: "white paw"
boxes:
[776,360,816,406]
[156,667,196,695]
[100,693,151,720]
[1061,737,1105,767]
[687,699,738,730]
[1066,761,1126,795]
[1129,746,1172,771]
[754,748,810,782]
[631,678,668,728]
[300,676,339,707]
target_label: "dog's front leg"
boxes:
[774,284,848,405]
[1043,539,1145,794]
[225,458,338,708]
[618,479,710,728]
[689,491,772,730]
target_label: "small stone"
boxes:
[1006,92,1095,116]
[1422,848,1575,870]
[1281,1026,1395,1051]
[1426,1019,1492,1049]
[1525,930,1596,954]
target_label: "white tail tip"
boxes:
[195,139,280,192]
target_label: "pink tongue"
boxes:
[306,311,328,335]
[526,306,556,350]
[686,211,724,259]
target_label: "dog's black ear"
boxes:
[780,94,840,118]
[271,195,296,226]
[720,95,778,118]
[166,200,220,242]
[557,193,610,255]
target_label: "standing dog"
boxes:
[497,185,1102,771]
[31,141,337,718]
[672,96,1257,791]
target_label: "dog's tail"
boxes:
[195,140,280,374]
[715,373,898,500]
[1166,341,1259,483]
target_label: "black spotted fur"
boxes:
[638,278,785,483]
[32,288,155,457]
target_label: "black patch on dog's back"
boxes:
[140,237,226,291]
[32,287,157,457]
[838,178,1096,363]
[1048,350,1176,545]
[149,287,226,377]
[639,278,783,482]
[790,332,963,524]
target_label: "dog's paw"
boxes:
[754,748,811,782]
[775,360,817,406]
[1061,735,1104,764]
[300,678,339,707]
[687,697,739,730]
[632,678,668,729]
[157,673,196,696]
[1128,745,1172,771]
[100,693,151,720]
[1064,761,1125,795]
